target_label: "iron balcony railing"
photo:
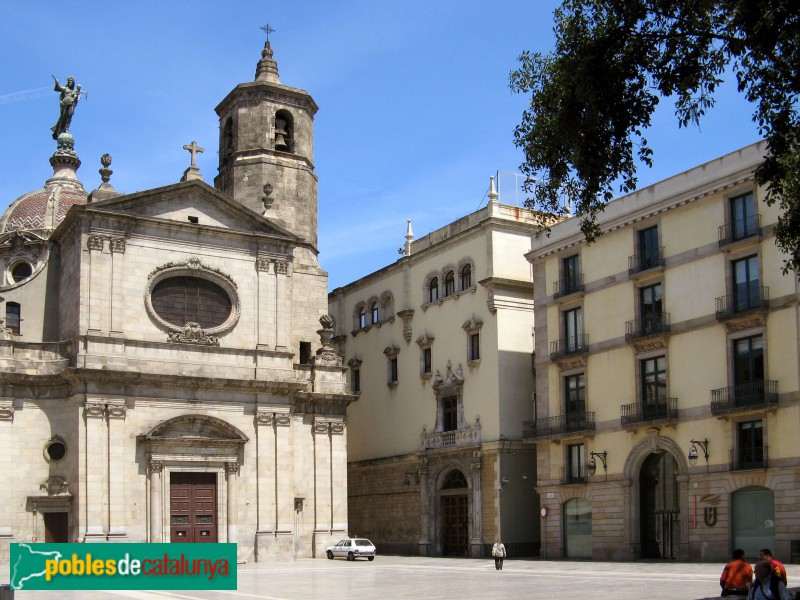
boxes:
[729,446,768,471]
[719,214,762,247]
[715,286,769,319]
[628,247,665,275]
[625,313,671,341]
[522,411,596,439]
[710,380,778,414]
[620,398,678,426]
[561,465,588,485]
[549,334,590,359]
[553,274,585,299]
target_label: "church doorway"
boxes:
[170,472,218,543]
[639,452,679,558]
[43,512,69,543]
[440,470,469,557]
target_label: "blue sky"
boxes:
[1,1,761,290]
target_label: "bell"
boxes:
[274,119,289,151]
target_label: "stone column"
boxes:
[330,422,347,533]
[225,462,239,544]
[312,421,332,532]
[149,460,163,543]
[109,237,126,335]
[275,261,289,351]
[107,403,127,538]
[470,457,483,557]
[418,458,430,556]
[83,401,107,540]
[274,413,293,532]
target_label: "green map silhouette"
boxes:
[11,543,62,590]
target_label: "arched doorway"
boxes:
[440,470,469,557]
[640,452,680,558]
[564,498,592,558]
[732,487,775,557]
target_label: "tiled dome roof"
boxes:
[1,187,87,234]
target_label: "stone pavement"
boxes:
[2,555,799,600]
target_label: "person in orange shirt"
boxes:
[759,549,788,586]
[720,549,754,596]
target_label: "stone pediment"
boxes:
[141,414,249,446]
[86,180,298,240]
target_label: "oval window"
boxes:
[11,262,33,283]
[151,276,232,329]
[46,441,66,461]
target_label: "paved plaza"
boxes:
[3,555,799,600]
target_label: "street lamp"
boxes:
[587,451,607,476]
[688,439,709,467]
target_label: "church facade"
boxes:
[0,41,354,562]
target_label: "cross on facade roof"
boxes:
[182,141,204,167]
[260,24,275,41]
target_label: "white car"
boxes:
[326,538,376,561]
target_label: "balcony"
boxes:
[522,411,595,440]
[719,214,762,247]
[553,274,585,300]
[549,335,589,360]
[561,465,588,485]
[620,398,678,427]
[421,423,481,450]
[729,446,768,471]
[625,313,671,341]
[628,247,665,275]
[710,380,778,415]
[716,286,769,320]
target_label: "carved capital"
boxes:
[313,421,330,435]
[0,401,14,422]
[274,413,292,427]
[225,462,240,476]
[330,422,346,435]
[109,237,126,253]
[275,260,289,275]
[255,411,274,426]
[149,460,164,473]
[255,256,272,272]
[84,402,106,419]
[106,404,127,419]
[87,235,105,251]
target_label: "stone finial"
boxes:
[87,153,121,202]
[404,219,414,256]
[255,28,281,83]
[181,141,204,182]
[488,176,499,202]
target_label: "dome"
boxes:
[0,187,87,235]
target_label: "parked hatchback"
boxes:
[326,538,376,561]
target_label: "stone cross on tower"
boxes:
[180,140,204,182]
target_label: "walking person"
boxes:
[759,549,788,586]
[720,549,753,596]
[749,560,792,600]
[491,538,506,570]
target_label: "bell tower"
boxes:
[214,39,319,248]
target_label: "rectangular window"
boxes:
[564,373,586,419]
[639,226,659,269]
[564,307,583,352]
[371,305,379,324]
[639,283,664,333]
[737,419,764,469]
[732,255,760,312]
[442,396,457,432]
[299,342,311,365]
[731,192,757,240]
[5,302,20,335]
[351,369,360,393]
[567,443,585,483]
[468,333,480,361]
[734,335,764,406]
[641,356,667,413]
[563,254,580,294]
[422,347,432,374]
[389,357,398,384]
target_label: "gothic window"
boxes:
[417,332,434,377]
[368,299,379,325]
[381,291,395,319]
[274,109,294,153]
[6,302,20,334]
[151,277,231,329]
[348,357,362,394]
[384,344,400,387]
[462,315,483,364]
[460,263,472,290]
[444,270,455,297]
[442,470,467,489]
[428,277,439,303]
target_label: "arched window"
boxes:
[429,277,439,303]
[371,303,379,324]
[274,110,294,152]
[11,262,33,283]
[359,306,366,329]
[444,270,455,297]
[442,470,468,489]
[6,302,20,334]
[460,263,472,290]
[381,291,395,319]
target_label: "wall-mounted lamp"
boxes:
[403,470,419,489]
[500,476,511,487]
[587,450,607,476]
[688,439,709,467]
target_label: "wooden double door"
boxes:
[170,472,218,543]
